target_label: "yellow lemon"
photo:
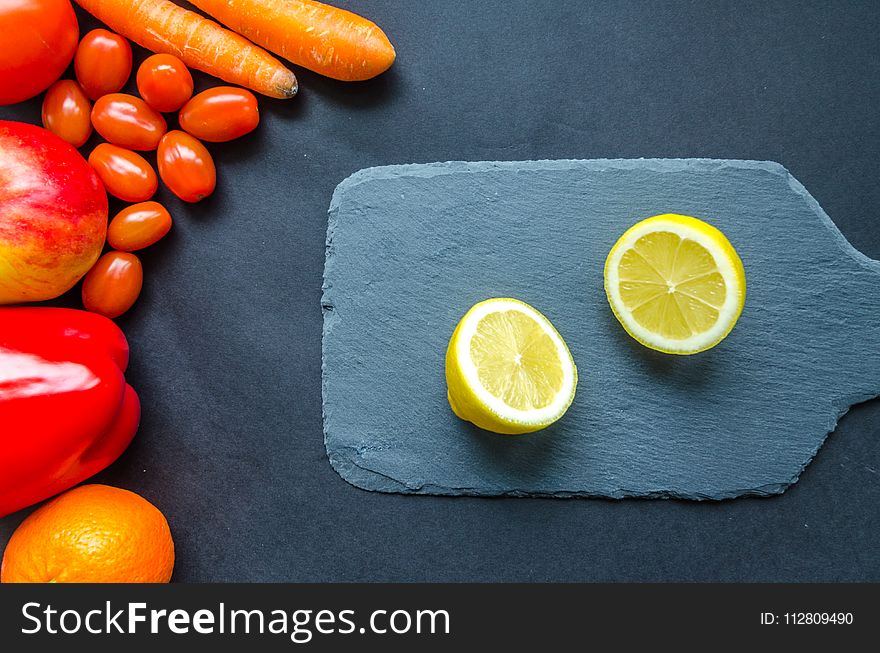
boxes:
[604,213,746,354]
[445,298,578,434]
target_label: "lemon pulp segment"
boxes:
[470,309,565,410]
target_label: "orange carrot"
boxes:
[73,0,298,98]
[190,0,396,82]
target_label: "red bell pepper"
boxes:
[0,307,140,517]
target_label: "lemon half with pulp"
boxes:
[604,213,746,354]
[445,298,578,434]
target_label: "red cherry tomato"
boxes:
[107,201,172,251]
[41,80,92,148]
[136,54,193,113]
[74,29,132,101]
[82,251,143,319]
[91,94,167,151]
[88,143,158,202]
[178,87,260,142]
[0,0,79,105]
[157,131,216,203]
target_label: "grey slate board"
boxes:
[322,159,880,500]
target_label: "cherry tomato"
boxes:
[82,251,143,319]
[41,80,92,148]
[91,94,167,151]
[0,0,79,105]
[178,87,260,143]
[136,54,194,113]
[74,29,132,101]
[88,143,158,202]
[157,131,216,203]
[107,201,172,251]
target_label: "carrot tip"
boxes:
[275,70,299,98]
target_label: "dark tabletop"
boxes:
[1,0,878,582]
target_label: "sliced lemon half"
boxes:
[604,213,746,355]
[445,298,578,434]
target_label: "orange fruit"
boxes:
[1,484,174,583]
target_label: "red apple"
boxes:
[0,121,107,304]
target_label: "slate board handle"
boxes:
[844,255,880,382]
[819,223,880,402]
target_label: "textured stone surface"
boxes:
[322,159,880,500]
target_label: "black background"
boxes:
[1,0,878,581]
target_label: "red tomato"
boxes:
[91,94,167,151]
[107,201,172,251]
[88,143,158,202]
[0,0,78,105]
[178,87,260,142]
[74,29,132,101]
[157,131,216,203]
[41,80,92,148]
[136,54,194,113]
[82,251,143,319]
